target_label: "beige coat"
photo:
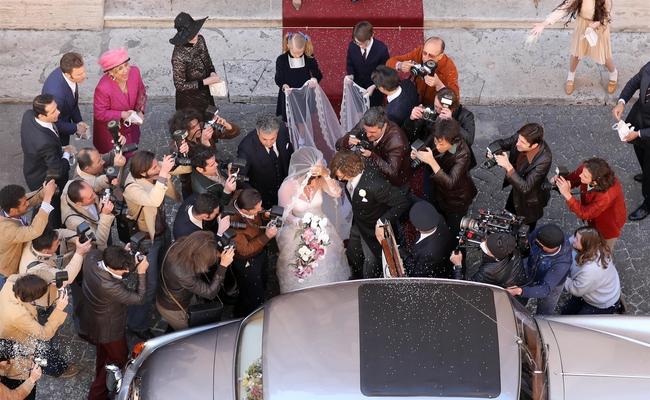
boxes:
[123,174,180,240]
[0,190,48,277]
[60,180,115,250]
[19,229,82,287]
[73,165,111,194]
[0,274,67,380]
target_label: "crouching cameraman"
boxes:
[157,231,235,331]
[61,180,115,251]
[450,232,528,288]
[77,245,148,400]
[0,339,43,400]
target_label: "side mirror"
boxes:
[105,364,123,394]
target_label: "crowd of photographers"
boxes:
[0,18,647,399]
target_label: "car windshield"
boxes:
[511,299,548,400]
[236,308,264,400]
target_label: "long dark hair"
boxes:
[582,157,616,192]
[557,0,610,26]
[574,226,611,269]
[166,231,219,274]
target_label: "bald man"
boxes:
[386,36,459,106]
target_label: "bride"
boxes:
[276,147,351,293]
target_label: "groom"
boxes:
[330,150,409,279]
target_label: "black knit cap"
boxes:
[536,224,565,248]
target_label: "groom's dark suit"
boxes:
[345,167,409,279]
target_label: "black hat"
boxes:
[409,201,441,231]
[536,224,565,248]
[169,12,208,46]
[486,233,516,260]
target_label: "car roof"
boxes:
[263,278,521,400]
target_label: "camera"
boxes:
[44,168,61,196]
[421,107,437,122]
[541,166,570,192]
[171,129,192,167]
[410,139,428,168]
[129,232,151,263]
[77,222,97,244]
[410,60,438,78]
[204,105,227,135]
[349,127,373,154]
[226,158,249,183]
[481,143,505,169]
[220,206,247,229]
[107,120,138,153]
[105,166,119,182]
[266,205,284,229]
[54,270,68,297]
[457,209,529,254]
[216,228,237,251]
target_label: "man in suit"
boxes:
[237,114,293,208]
[172,193,228,240]
[330,151,409,279]
[612,61,650,220]
[398,201,455,278]
[386,36,459,106]
[336,107,411,187]
[346,21,390,107]
[370,66,419,127]
[42,52,88,146]
[190,146,237,208]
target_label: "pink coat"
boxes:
[92,66,146,154]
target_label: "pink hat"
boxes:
[98,48,130,72]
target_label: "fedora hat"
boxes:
[169,12,208,45]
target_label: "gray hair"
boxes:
[361,106,388,128]
[256,114,282,134]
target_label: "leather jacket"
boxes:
[428,139,478,213]
[471,249,528,288]
[402,104,476,146]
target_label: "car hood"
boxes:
[544,316,650,399]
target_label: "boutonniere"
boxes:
[358,188,368,202]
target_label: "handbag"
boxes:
[209,81,228,97]
[160,243,223,328]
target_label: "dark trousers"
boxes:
[232,252,268,318]
[505,192,537,232]
[441,210,465,240]
[347,224,382,279]
[561,296,621,315]
[88,337,128,400]
[633,139,650,207]
[1,376,36,400]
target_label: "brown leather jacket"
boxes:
[429,139,477,213]
[336,121,412,186]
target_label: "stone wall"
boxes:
[0,0,104,30]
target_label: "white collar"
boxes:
[98,260,123,280]
[265,143,279,156]
[35,118,56,133]
[361,38,374,56]
[348,172,363,193]
[416,228,437,244]
[187,206,203,229]
[234,203,256,220]
[61,71,77,95]
[288,54,305,69]
[82,203,99,220]
[386,86,402,103]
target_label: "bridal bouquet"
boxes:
[241,358,262,400]
[291,212,330,281]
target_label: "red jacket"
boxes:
[566,165,626,239]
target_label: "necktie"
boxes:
[361,49,367,60]
[74,84,79,103]
[268,147,282,185]
[51,123,59,137]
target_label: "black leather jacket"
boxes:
[428,139,477,213]
[402,104,476,146]
[471,250,528,288]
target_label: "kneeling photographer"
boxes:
[190,145,237,208]
[168,106,241,156]
[411,118,477,237]
[77,245,148,400]
[61,180,115,251]
[228,189,279,317]
[486,123,552,231]
[0,338,43,400]
[157,231,235,331]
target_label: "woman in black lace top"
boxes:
[170,12,221,112]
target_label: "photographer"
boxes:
[0,338,42,400]
[489,123,552,231]
[74,147,126,194]
[0,274,73,382]
[77,245,148,400]
[386,36,459,106]
[412,119,477,237]
[553,158,626,250]
[190,145,237,208]
[60,180,115,251]
[404,87,475,147]
[169,107,240,154]
[229,189,278,317]
[0,181,57,289]
[369,66,418,127]
[123,151,179,338]
[19,228,92,279]
[506,224,572,315]
[157,231,235,331]
[173,193,230,240]
[450,232,528,288]
[336,107,411,187]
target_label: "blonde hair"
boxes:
[282,32,314,57]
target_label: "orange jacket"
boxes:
[386,47,460,106]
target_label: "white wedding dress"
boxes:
[276,177,351,293]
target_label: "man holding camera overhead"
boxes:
[386,36,460,106]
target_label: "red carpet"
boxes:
[282,0,424,109]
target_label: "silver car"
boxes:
[108,279,650,399]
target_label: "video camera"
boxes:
[457,209,529,254]
[410,139,428,168]
[349,127,373,154]
[204,106,227,135]
[76,222,97,244]
[171,129,192,167]
[410,60,438,78]
[107,120,138,153]
[481,142,505,169]
[216,228,237,251]
[540,166,570,192]
[129,232,150,263]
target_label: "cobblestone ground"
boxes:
[1,101,648,398]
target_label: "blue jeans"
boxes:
[535,284,564,315]
[127,233,169,332]
[0,274,6,290]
